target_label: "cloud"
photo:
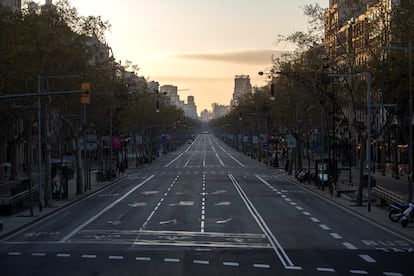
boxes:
[171,48,284,65]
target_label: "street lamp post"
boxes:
[381,45,413,202]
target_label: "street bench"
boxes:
[371,185,405,206]
[0,186,38,215]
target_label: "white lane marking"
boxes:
[343,242,358,250]
[109,255,124,260]
[193,259,209,265]
[319,224,331,230]
[226,153,246,167]
[164,153,184,167]
[317,267,336,272]
[330,233,343,239]
[8,252,22,256]
[359,254,376,263]
[32,253,46,256]
[350,269,368,274]
[303,211,312,216]
[223,262,239,267]
[82,254,97,259]
[136,257,151,261]
[183,156,192,168]
[56,253,71,257]
[233,175,300,270]
[164,258,180,263]
[253,264,270,269]
[200,173,206,233]
[310,217,320,223]
[296,206,304,211]
[60,175,155,243]
[215,153,225,167]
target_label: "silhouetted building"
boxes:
[230,75,252,107]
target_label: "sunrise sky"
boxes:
[67,0,328,114]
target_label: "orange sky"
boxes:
[69,0,328,114]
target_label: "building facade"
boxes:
[183,96,198,120]
[230,75,252,107]
[323,0,406,168]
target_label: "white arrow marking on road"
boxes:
[141,190,159,195]
[216,217,232,224]
[169,201,194,206]
[214,201,231,206]
[129,202,147,207]
[212,190,227,195]
[159,219,177,225]
[60,175,155,243]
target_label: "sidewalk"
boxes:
[0,172,126,239]
[282,165,414,242]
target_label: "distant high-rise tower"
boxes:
[231,75,252,107]
[0,0,22,11]
[183,95,198,120]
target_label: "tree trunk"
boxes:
[44,98,52,207]
[75,135,84,195]
[356,136,366,206]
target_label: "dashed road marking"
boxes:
[32,252,46,257]
[56,253,71,257]
[310,217,320,223]
[253,264,270,269]
[193,259,209,265]
[343,242,358,250]
[109,255,124,260]
[330,233,343,239]
[82,254,97,259]
[136,257,151,261]
[319,224,331,230]
[359,254,376,263]
[8,252,22,256]
[350,269,368,274]
[223,261,239,267]
[317,267,336,272]
[164,258,180,263]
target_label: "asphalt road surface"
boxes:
[0,133,413,275]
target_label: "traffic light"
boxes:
[81,82,90,104]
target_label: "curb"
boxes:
[278,172,414,243]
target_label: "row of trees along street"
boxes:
[210,2,414,205]
[0,1,199,209]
